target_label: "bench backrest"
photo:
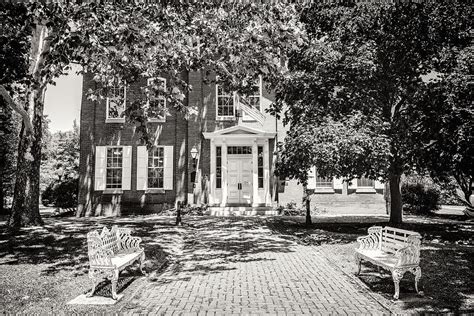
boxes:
[87,226,121,267]
[381,227,421,256]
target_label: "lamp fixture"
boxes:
[190,146,198,161]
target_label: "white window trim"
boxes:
[216,83,236,121]
[105,84,127,123]
[242,76,263,122]
[147,77,166,123]
[355,177,377,193]
[147,146,165,189]
[105,146,123,190]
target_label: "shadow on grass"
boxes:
[0,216,175,280]
[266,216,474,312]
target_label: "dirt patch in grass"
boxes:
[266,214,474,314]
[0,215,184,313]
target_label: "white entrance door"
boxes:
[227,157,253,205]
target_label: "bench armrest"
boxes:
[88,246,114,267]
[357,226,382,250]
[118,228,143,253]
[395,245,420,266]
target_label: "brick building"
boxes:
[78,71,386,216]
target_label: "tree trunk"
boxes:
[8,88,46,229]
[7,24,50,229]
[304,188,312,226]
[0,171,4,216]
[27,88,46,224]
[8,123,33,228]
[389,174,403,224]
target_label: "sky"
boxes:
[44,64,83,132]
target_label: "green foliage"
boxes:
[0,3,30,86]
[41,178,78,209]
[40,121,79,192]
[438,178,464,206]
[402,176,441,215]
[276,114,390,186]
[276,202,305,216]
[409,46,473,208]
[70,2,304,145]
[271,1,471,223]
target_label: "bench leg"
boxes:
[413,266,421,294]
[139,252,146,274]
[110,269,119,300]
[87,269,103,298]
[392,269,405,300]
[87,278,99,298]
[355,253,362,275]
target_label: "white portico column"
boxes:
[252,140,259,207]
[220,142,228,207]
[210,140,216,205]
[264,139,271,206]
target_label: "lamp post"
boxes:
[190,146,199,205]
[190,146,198,168]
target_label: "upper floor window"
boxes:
[357,177,375,188]
[216,84,235,119]
[147,78,166,122]
[216,76,262,120]
[106,80,126,122]
[106,147,123,189]
[241,77,262,111]
[148,147,164,189]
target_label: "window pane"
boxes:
[147,146,165,188]
[315,170,332,188]
[217,85,234,117]
[357,177,374,187]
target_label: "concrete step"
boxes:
[206,206,277,216]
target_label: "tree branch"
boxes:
[0,85,33,134]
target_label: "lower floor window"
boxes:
[315,171,333,188]
[148,147,164,188]
[106,147,123,189]
[357,177,375,187]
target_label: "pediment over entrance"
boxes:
[203,125,276,139]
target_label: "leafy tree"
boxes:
[41,120,80,192]
[271,1,472,224]
[0,100,20,215]
[410,47,473,213]
[1,1,304,227]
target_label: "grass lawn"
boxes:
[0,211,472,314]
[0,214,184,314]
[267,213,474,314]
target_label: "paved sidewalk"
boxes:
[121,218,388,315]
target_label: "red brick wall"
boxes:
[78,73,189,216]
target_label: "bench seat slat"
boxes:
[382,233,410,242]
[384,227,418,235]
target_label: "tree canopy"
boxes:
[272,1,472,223]
[0,1,305,228]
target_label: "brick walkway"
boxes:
[121,218,388,315]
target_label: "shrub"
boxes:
[277,201,306,216]
[41,178,78,209]
[402,176,440,215]
[438,178,464,206]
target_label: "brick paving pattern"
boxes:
[120,218,388,315]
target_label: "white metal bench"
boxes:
[87,225,145,299]
[355,226,422,299]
